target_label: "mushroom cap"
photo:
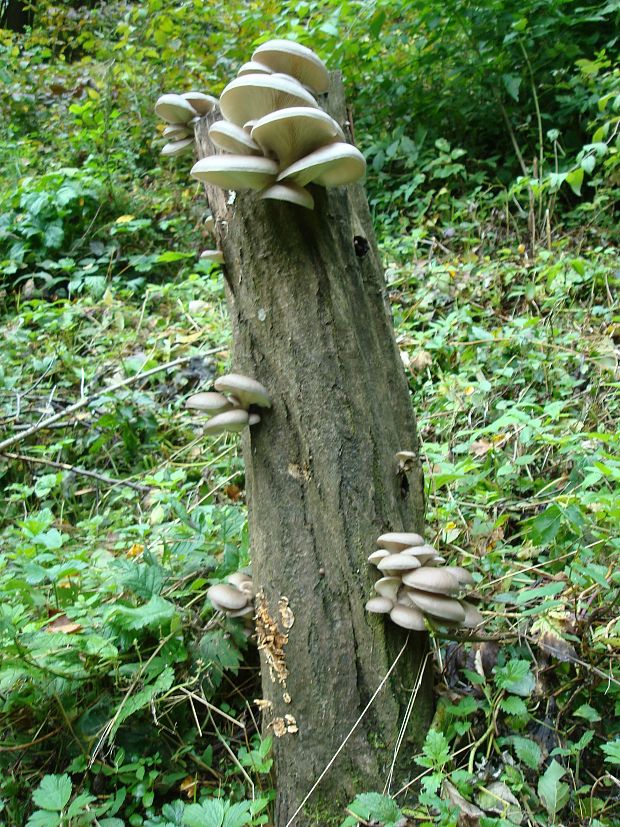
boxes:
[407,590,466,623]
[155,93,196,124]
[163,124,192,140]
[248,412,262,426]
[399,546,439,565]
[181,91,218,115]
[426,556,447,567]
[259,182,314,210]
[251,107,345,168]
[373,576,400,602]
[277,143,366,188]
[208,120,262,155]
[226,572,253,588]
[186,391,234,414]
[389,604,427,631]
[365,596,393,614]
[377,532,425,552]
[161,138,194,157]
[443,566,475,586]
[219,74,319,127]
[214,373,271,409]
[238,580,255,597]
[204,215,215,233]
[203,408,249,434]
[367,549,390,566]
[207,583,248,611]
[238,60,274,76]
[200,249,224,264]
[190,155,278,190]
[251,39,329,94]
[401,568,461,595]
[228,604,254,618]
[396,450,417,462]
[461,601,483,628]
[377,553,422,574]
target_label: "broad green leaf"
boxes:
[502,73,521,101]
[32,774,72,811]
[499,696,528,716]
[495,660,535,697]
[565,168,584,196]
[107,666,175,740]
[25,812,61,827]
[538,760,570,815]
[110,595,176,631]
[183,800,224,827]
[601,740,620,765]
[347,792,402,825]
[573,703,601,723]
[511,736,542,769]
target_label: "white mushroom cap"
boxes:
[238,60,274,76]
[208,121,262,155]
[237,580,255,597]
[277,143,366,188]
[365,596,393,614]
[407,590,466,623]
[373,576,400,602]
[227,604,254,618]
[259,182,314,210]
[251,107,345,168]
[219,74,319,127]
[377,532,425,552]
[251,39,329,95]
[401,568,461,595]
[443,566,475,586]
[155,93,196,124]
[191,155,278,190]
[163,124,192,140]
[248,412,262,426]
[186,392,234,414]
[389,604,427,631]
[399,545,438,565]
[181,91,218,115]
[203,409,249,434]
[226,572,253,588]
[207,583,248,611]
[214,373,271,409]
[200,249,224,264]
[161,138,194,157]
[367,549,390,566]
[461,601,483,628]
[377,553,422,574]
[426,556,447,566]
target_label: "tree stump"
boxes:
[195,73,433,826]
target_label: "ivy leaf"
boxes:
[538,760,570,815]
[32,774,72,811]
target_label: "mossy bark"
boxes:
[195,73,433,826]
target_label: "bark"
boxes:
[195,73,433,826]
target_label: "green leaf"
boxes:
[495,660,535,697]
[511,736,542,769]
[502,74,522,102]
[580,154,596,174]
[110,595,176,631]
[25,812,61,827]
[347,792,402,825]
[183,800,224,827]
[538,760,570,815]
[107,666,174,741]
[573,703,601,723]
[31,774,72,812]
[565,168,584,196]
[601,740,620,765]
[499,696,528,716]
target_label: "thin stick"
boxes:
[0,450,152,493]
[0,348,223,453]
[284,637,410,827]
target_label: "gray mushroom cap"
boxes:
[214,373,271,409]
[365,596,393,614]
[389,604,427,631]
[377,532,425,552]
[461,601,483,628]
[202,409,249,434]
[238,60,274,76]
[190,155,278,190]
[399,545,439,565]
[227,604,254,618]
[377,553,422,574]
[373,576,400,602]
[163,124,192,140]
[208,121,262,155]
[207,583,248,611]
[161,138,194,157]
[401,567,461,595]
[200,250,225,264]
[251,39,330,95]
[155,93,196,124]
[277,143,366,188]
[185,392,234,414]
[259,182,314,210]
[248,412,262,426]
[251,107,344,168]
[407,590,466,623]
[226,572,253,588]
[443,566,475,586]
[181,91,218,115]
[219,74,319,127]
[367,549,390,566]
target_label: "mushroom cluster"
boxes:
[154,91,217,158]
[207,571,254,618]
[190,39,366,210]
[186,373,271,435]
[366,532,482,631]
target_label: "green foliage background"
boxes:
[0,1,618,825]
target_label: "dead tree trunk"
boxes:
[195,74,433,826]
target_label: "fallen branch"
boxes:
[0,450,151,493]
[0,348,224,453]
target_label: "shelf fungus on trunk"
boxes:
[366,532,483,631]
[186,373,271,436]
[184,39,366,210]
